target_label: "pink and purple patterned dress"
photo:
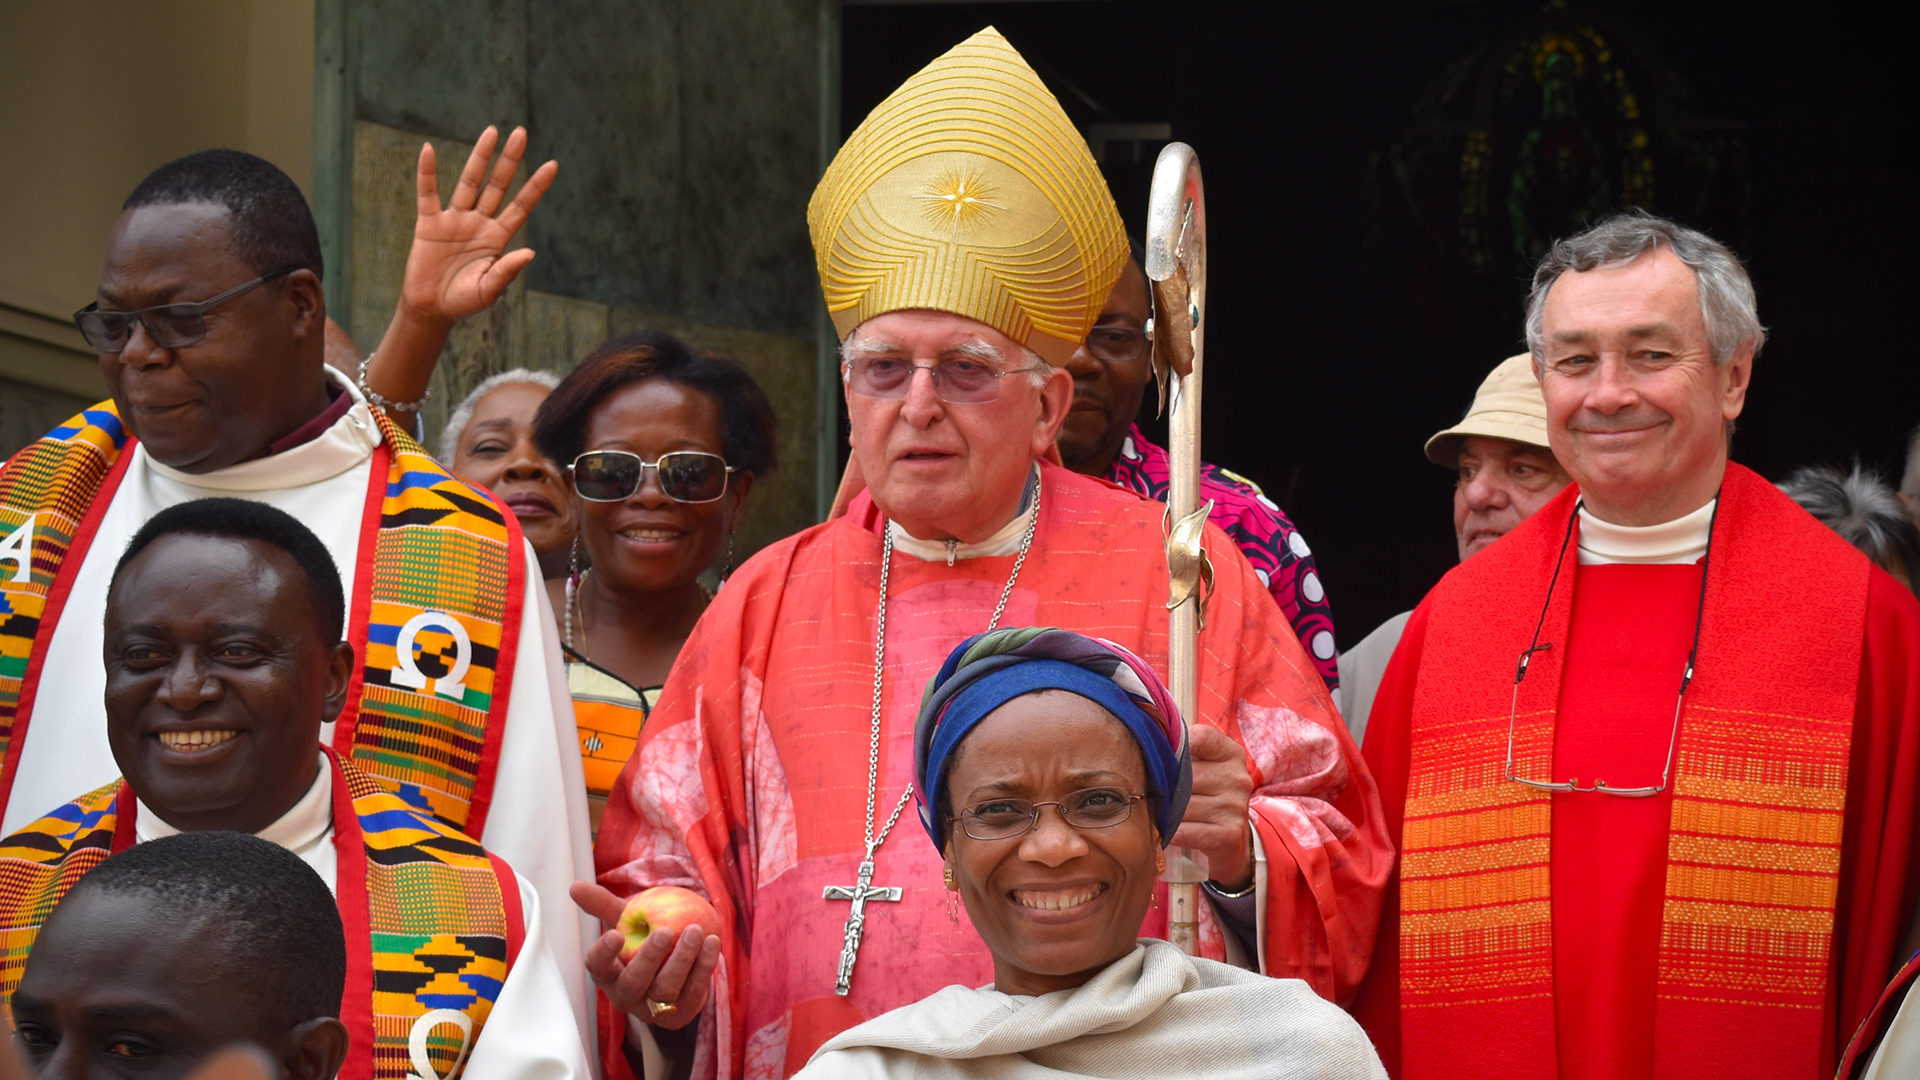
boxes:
[1105,423,1339,689]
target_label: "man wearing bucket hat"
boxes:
[1337,355,1569,743]
[577,26,1387,1080]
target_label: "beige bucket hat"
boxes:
[1424,353,1552,467]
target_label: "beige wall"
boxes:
[0,0,314,455]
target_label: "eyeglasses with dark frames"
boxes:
[955,787,1147,841]
[73,267,300,353]
[568,449,734,504]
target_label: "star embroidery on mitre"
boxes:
[914,169,1007,238]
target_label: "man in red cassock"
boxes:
[1353,210,1920,1079]
[567,27,1390,1080]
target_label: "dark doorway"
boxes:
[840,0,1920,644]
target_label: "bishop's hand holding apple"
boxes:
[570,880,723,1030]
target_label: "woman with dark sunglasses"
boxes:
[532,329,777,831]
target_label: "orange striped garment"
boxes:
[1355,464,1920,1078]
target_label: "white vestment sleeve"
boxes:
[476,543,596,1049]
[462,874,594,1080]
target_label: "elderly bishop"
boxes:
[577,27,1389,1080]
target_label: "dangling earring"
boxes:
[943,864,959,924]
[720,532,736,585]
[564,536,583,652]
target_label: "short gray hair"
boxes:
[1525,211,1767,367]
[838,329,1048,390]
[1778,462,1920,587]
[437,368,562,462]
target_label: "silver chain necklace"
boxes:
[823,472,1041,996]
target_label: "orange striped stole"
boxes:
[1399,464,1868,1078]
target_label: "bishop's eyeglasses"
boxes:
[844,355,1049,404]
[1502,498,1716,798]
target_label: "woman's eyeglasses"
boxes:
[568,450,734,504]
[73,267,299,353]
[956,787,1146,841]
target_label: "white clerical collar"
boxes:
[141,367,382,493]
[1577,498,1715,565]
[888,466,1041,564]
[135,751,334,858]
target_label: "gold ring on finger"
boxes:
[646,998,678,1020]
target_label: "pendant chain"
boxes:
[859,474,1042,855]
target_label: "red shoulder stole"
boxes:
[1398,463,1871,1079]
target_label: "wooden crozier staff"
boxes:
[1146,142,1213,955]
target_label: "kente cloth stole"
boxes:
[0,779,121,999]
[331,756,525,1080]
[0,756,525,1080]
[0,406,123,781]
[1398,464,1869,1079]
[0,402,524,836]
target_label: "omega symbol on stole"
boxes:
[405,1009,474,1080]
[388,611,474,703]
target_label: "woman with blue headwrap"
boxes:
[796,628,1384,1079]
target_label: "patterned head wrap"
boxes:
[913,627,1192,852]
[805,27,1129,367]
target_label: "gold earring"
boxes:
[944,864,959,924]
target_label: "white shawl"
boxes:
[795,941,1385,1079]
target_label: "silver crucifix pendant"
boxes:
[822,856,902,995]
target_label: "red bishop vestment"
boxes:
[1354,463,1920,1079]
[595,462,1390,1080]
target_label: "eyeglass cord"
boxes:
[1515,494,1718,693]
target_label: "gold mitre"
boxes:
[807,27,1128,367]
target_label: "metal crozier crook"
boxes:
[1146,141,1213,956]
[1148,143,1213,636]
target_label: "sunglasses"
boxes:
[569,450,734,504]
[73,267,299,353]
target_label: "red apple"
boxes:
[617,886,722,961]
